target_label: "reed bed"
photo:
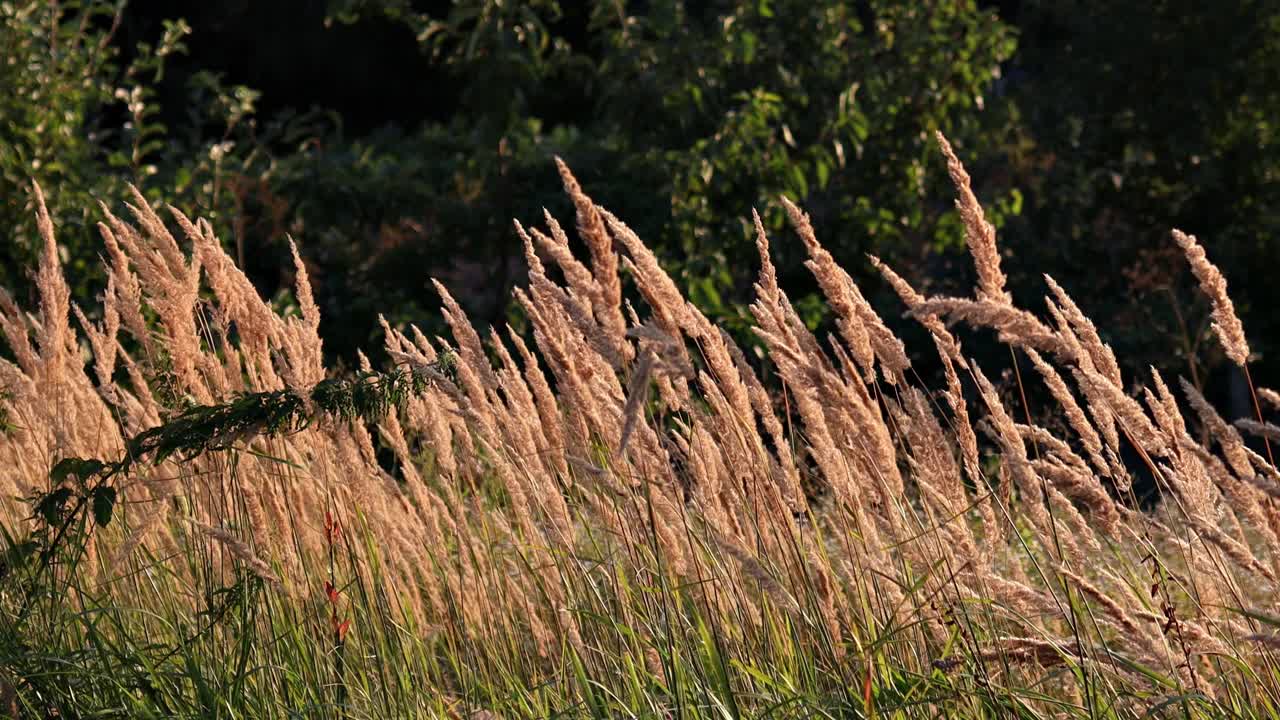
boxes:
[2,134,1280,717]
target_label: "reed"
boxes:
[1,134,1278,718]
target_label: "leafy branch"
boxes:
[7,355,456,592]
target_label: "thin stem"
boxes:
[1245,363,1275,466]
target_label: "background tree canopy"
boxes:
[3,0,1278,398]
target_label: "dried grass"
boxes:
[3,147,1279,708]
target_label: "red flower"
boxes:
[331,617,351,642]
[324,511,341,544]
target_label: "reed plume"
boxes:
[1173,229,1250,366]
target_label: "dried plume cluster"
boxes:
[4,134,1280,708]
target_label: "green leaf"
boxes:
[92,486,118,527]
[50,457,105,485]
[35,487,74,526]
[1,539,38,578]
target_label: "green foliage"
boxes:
[201,0,1022,353]
[589,1,1019,322]
[31,458,116,539]
[263,118,583,354]
[0,0,304,325]
[999,0,1280,386]
[0,0,1021,361]
[0,0,179,295]
[5,0,1277,384]
[42,354,456,495]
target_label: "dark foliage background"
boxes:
[3,0,1277,409]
